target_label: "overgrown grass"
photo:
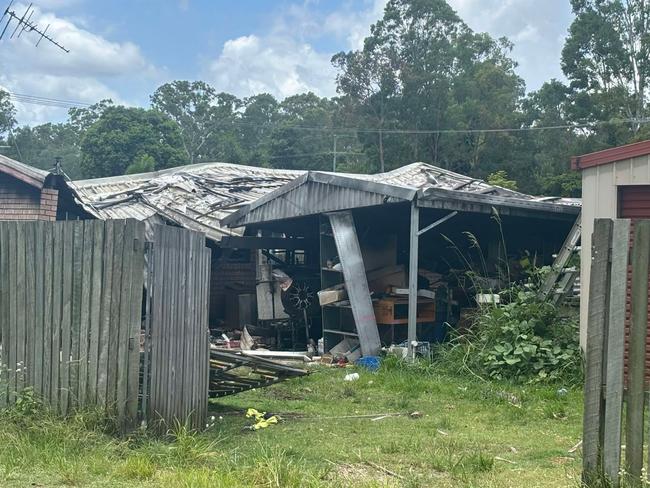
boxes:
[0,364,583,487]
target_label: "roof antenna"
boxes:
[0,2,70,53]
[53,156,63,175]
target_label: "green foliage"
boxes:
[0,89,16,135]
[80,106,185,177]
[486,170,518,190]
[12,388,42,417]
[3,123,83,178]
[471,286,581,384]
[126,154,156,175]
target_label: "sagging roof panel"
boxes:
[75,162,304,241]
[224,163,581,227]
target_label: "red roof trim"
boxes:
[572,139,650,170]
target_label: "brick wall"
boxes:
[0,174,59,221]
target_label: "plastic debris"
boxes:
[245,408,281,431]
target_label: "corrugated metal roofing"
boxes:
[75,161,581,240]
[74,162,303,241]
[224,163,581,227]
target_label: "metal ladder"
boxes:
[538,212,582,304]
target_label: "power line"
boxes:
[5,89,650,136]
[187,116,650,137]
[268,151,365,160]
[8,92,91,109]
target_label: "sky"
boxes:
[0,0,574,127]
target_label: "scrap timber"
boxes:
[209,348,308,398]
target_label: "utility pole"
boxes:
[332,135,337,172]
[379,130,385,173]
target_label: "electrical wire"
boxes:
[7,92,91,109]
[5,90,650,135]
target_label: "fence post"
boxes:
[603,219,631,486]
[625,220,650,482]
[583,218,613,483]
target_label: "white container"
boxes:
[476,293,500,305]
[344,373,359,382]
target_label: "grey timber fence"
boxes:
[0,219,211,431]
[0,220,145,421]
[583,218,650,486]
[145,225,211,431]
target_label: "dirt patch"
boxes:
[325,462,399,486]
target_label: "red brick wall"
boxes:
[0,174,59,221]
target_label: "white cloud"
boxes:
[323,0,387,50]
[0,3,157,125]
[205,0,388,100]
[207,34,336,100]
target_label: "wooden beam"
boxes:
[220,235,315,250]
[603,219,630,486]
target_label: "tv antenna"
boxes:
[0,1,69,53]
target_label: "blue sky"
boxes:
[0,0,574,126]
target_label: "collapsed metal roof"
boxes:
[74,162,303,241]
[74,161,580,241]
[223,163,581,227]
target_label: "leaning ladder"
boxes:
[538,212,582,303]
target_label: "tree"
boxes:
[126,154,155,174]
[239,94,280,165]
[562,0,650,134]
[68,99,113,134]
[268,93,337,170]
[80,106,185,178]
[332,0,524,176]
[487,170,518,190]
[151,81,220,164]
[332,45,398,172]
[0,89,16,136]
[4,123,82,178]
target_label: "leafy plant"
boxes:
[472,285,581,384]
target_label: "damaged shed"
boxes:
[223,162,581,356]
[75,162,303,333]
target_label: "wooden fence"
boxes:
[0,219,211,430]
[0,220,145,421]
[145,225,211,430]
[583,218,650,486]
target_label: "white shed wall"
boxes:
[579,154,650,347]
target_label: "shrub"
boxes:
[472,286,582,384]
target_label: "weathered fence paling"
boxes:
[146,225,210,431]
[0,220,145,421]
[583,218,650,486]
[0,220,210,430]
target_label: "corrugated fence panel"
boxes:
[147,225,210,430]
[0,220,145,425]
